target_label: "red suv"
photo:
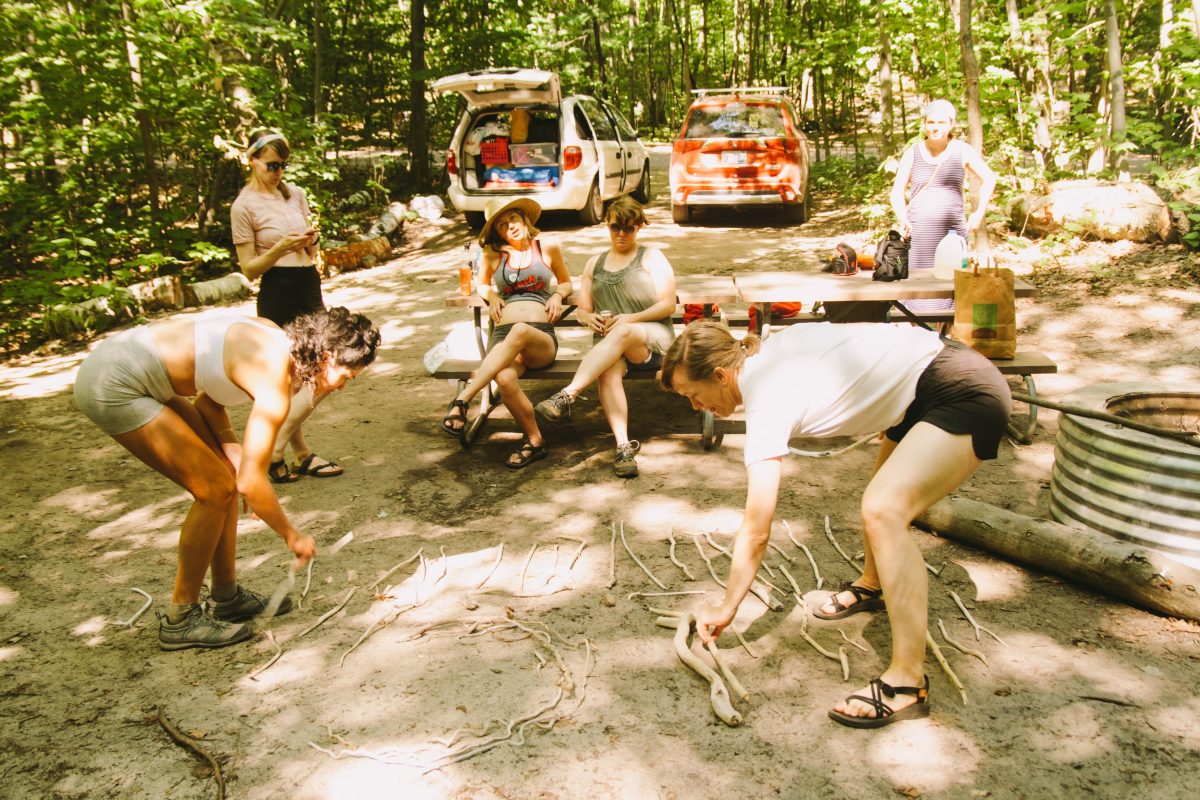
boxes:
[669,90,810,224]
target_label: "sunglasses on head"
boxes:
[608,223,636,234]
[264,161,289,172]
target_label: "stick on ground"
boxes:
[823,516,857,567]
[673,613,741,726]
[369,548,423,592]
[295,587,357,640]
[666,526,696,581]
[937,618,989,666]
[950,591,1008,645]
[116,587,153,628]
[925,630,968,705]
[157,706,225,800]
[475,543,504,590]
[620,521,668,590]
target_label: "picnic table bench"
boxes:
[430,270,1057,449]
[431,274,737,447]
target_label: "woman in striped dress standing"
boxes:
[889,100,997,312]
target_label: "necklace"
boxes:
[506,245,533,282]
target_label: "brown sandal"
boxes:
[813,582,884,620]
[268,459,300,484]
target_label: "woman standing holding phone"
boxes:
[232,128,342,483]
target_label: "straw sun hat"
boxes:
[478,197,542,245]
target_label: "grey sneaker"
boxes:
[614,440,641,478]
[158,604,254,651]
[209,584,293,623]
[535,390,574,423]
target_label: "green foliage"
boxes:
[2,0,1199,355]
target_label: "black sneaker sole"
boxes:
[158,626,254,651]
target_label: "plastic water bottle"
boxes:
[458,245,473,296]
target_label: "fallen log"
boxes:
[127,275,184,311]
[915,496,1200,622]
[43,290,139,338]
[183,272,251,307]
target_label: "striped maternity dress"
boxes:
[905,139,967,312]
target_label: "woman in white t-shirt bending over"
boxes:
[660,321,1011,729]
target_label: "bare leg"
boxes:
[561,322,650,398]
[596,361,631,446]
[831,422,981,720]
[819,435,894,614]
[445,323,556,431]
[495,364,545,461]
[113,398,239,605]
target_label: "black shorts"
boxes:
[885,339,1012,460]
[487,321,558,359]
[257,266,324,327]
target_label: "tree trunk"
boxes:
[915,497,1200,622]
[668,0,694,93]
[591,8,608,95]
[409,0,429,188]
[120,1,159,219]
[958,0,987,255]
[312,0,323,121]
[1104,0,1127,172]
[878,7,895,157]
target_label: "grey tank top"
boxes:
[493,239,555,305]
[590,247,674,338]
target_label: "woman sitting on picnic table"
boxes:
[73,307,381,651]
[659,320,1011,728]
[534,197,676,478]
[440,197,572,469]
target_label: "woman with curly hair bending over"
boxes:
[74,308,381,651]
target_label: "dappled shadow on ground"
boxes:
[0,157,1198,798]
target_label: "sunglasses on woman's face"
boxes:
[608,224,636,234]
[264,161,288,172]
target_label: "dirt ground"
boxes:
[2,149,1199,800]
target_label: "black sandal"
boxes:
[506,439,547,470]
[442,399,468,436]
[295,453,343,478]
[813,582,884,620]
[268,459,300,484]
[828,676,929,728]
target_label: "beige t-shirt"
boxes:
[230,184,313,267]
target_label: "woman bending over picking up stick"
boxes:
[74,307,381,651]
[659,320,1010,728]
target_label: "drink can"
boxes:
[458,265,472,296]
[599,309,613,335]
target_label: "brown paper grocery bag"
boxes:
[951,261,1017,359]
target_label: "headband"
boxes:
[246,133,288,157]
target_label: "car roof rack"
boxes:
[690,87,789,95]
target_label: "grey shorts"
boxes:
[73,327,176,435]
[592,320,675,367]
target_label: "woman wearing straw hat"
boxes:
[440,197,572,468]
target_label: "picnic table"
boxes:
[733,269,1038,334]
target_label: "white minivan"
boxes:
[432,68,650,228]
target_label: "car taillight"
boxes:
[673,140,705,154]
[563,146,582,171]
[446,150,457,175]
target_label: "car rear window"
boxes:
[684,102,788,139]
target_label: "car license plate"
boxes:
[720,151,747,165]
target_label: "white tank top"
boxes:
[194,317,287,407]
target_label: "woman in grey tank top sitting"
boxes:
[440,197,572,469]
[535,197,676,478]
[73,308,381,651]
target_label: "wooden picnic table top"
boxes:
[443,273,738,308]
[733,269,1037,304]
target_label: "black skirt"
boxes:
[257,266,324,327]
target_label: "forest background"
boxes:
[1,0,1198,355]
